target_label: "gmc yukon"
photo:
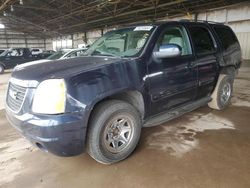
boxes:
[5,21,242,164]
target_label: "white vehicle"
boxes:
[61,48,86,59]
[31,48,43,55]
[50,48,86,60]
[14,48,87,70]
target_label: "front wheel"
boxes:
[87,100,141,164]
[208,74,233,110]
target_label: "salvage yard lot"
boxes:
[0,64,250,188]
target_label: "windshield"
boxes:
[85,26,155,58]
[0,49,9,57]
[46,51,67,60]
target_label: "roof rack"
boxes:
[179,19,224,25]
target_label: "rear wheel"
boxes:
[0,65,4,74]
[87,100,141,164]
[208,74,233,110]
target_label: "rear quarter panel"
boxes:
[210,24,242,69]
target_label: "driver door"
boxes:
[4,49,22,68]
[147,25,198,115]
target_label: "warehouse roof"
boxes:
[0,0,248,38]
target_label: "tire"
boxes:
[87,100,142,164]
[0,64,4,74]
[208,74,233,110]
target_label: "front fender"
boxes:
[0,62,6,69]
[66,61,143,110]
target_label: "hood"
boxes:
[12,56,125,81]
[15,59,52,70]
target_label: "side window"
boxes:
[155,26,192,56]
[8,49,24,57]
[77,50,86,57]
[213,26,238,50]
[69,52,77,58]
[189,26,215,55]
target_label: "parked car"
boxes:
[43,50,55,54]
[39,50,56,58]
[14,48,87,69]
[6,21,242,164]
[31,48,43,55]
[0,48,44,74]
[0,49,6,55]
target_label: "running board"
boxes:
[143,97,211,127]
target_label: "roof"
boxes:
[0,0,248,38]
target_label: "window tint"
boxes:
[189,26,215,55]
[7,49,24,57]
[214,26,238,50]
[155,26,192,56]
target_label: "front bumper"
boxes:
[6,107,87,156]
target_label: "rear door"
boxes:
[187,24,219,99]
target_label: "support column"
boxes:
[84,32,87,44]
[44,38,46,50]
[71,34,74,48]
[194,12,198,22]
[24,36,28,48]
[4,28,9,48]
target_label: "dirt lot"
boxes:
[0,64,250,188]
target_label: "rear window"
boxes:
[189,26,215,55]
[213,26,238,50]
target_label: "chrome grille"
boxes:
[7,82,27,112]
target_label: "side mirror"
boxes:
[153,44,182,59]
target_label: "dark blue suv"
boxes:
[5,21,242,164]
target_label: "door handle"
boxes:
[187,62,195,69]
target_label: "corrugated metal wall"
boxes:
[0,29,52,50]
[236,32,250,59]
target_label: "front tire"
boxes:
[208,74,233,110]
[87,100,141,164]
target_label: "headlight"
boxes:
[32,79,66,114]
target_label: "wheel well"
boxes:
[220,66,236,77]
[90,90,145,120]
[0,63,5,69]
